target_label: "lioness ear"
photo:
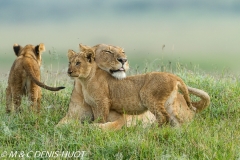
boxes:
[91,44,99,52]
[79,44,91,52]
[13,43,22,57]
[67,49,76,59]
[35,43,45,55]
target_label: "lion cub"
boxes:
[67,45,194,126]
[6,43,65,113]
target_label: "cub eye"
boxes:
[76,62,81,65]
[68,62,71,65]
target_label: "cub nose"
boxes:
[67,69,73,74]
[117,58,127,65]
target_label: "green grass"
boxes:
[0,62,240,160]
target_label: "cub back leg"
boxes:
[28,83,40,112]
[12,86,24,112]
[37,88,42,112]
[165,91,183,127]
[6,86,13,113]
[140,88,171,126]
[147,101,170,126]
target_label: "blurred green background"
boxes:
[1,0,240,74]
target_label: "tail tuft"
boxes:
[58,86,65,90]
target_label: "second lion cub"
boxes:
[68,45,193,126]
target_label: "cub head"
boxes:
[13,43,45,65]
[91,44,129,79]
[67,45,95,78]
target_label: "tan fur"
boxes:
[99,89,210,130]
[92,44,129,79]
[57,44,129,126]
[67,45,195,127]
[6,43,65,113]
[57,44,210,130]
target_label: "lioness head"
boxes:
[67,45,95,78]
[13,43,45,65]
[92,44,129,79]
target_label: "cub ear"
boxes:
[38,43,45,52]
[35,43,45,55]
[67,49,76,59]
[13,43,22,57]
[84,49,95,63]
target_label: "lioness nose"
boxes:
[117,58,127,64]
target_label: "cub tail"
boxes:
[25,66,65,91]
[177,80,195,111]
[188,86,210,113]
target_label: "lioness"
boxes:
[58,44,210,130]
[67,45,195,127]
[6,43,65,113]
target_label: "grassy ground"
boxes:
[0,63,240,160]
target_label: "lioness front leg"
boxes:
[98,111,125,131]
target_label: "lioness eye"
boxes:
[76,62,80,65]
[104,50,112,54]
[69,62,71,65]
